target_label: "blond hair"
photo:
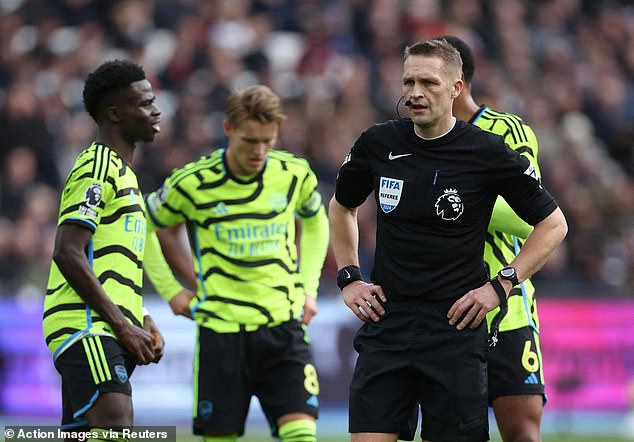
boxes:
[403,39,462,79]
[225,85,287,128]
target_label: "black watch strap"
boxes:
[489,277,508,308]
[498,266,519,286]
[488,277,510,349]
[337,265,363,290]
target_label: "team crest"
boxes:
[84,183,102,207]
[379,177,404,213]
[268,192,288,212]
[113,364,128,384]
[435,188,464,221]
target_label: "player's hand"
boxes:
[117,324,156,365]
[143,314,165,363]
[168,289,195,319]
[447,281,502,330]
[301,295,318,325]
[342,281,387,323]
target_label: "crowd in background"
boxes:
[0,0,632,299]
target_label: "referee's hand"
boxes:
[447,282,500,330]
[342,281,387,323]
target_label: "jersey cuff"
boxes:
[523,199,558,226]
[297,206,322,218]
[60,218,97,233]
[333,190,363,209]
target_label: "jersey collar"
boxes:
[469,105,488,124]
[221,149,267,184]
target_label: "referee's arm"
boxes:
[328,196,386,323]
[448,207,567,330]
[506,206,568,286]
[328,197,361,269]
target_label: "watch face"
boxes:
[501,268,515,278]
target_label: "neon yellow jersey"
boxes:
[145,148,325,333]
[43,142,145,358]
[473,107,541,332]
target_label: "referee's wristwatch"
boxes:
[498,266,519,287]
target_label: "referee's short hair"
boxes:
[404,39,462,80]
[434,35,476,84]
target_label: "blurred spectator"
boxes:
[0,146,37,221]
[0,83,59,188]
[0,0,632,298]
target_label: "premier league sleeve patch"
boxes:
[76,182,102,220]
[379,177,403,213]
[147,183,168,213]
[523,164,543,189]
[84,183,102,207]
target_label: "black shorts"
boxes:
[350,301,489,442]
[193,321,319,436]
[54,335,136,429]
[488,325,545,403]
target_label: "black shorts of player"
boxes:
[487,325,545,404]
[350,300,489,442]
[54,335,136,429]
[193,320,319,437]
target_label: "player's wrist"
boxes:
[337,265,363,290]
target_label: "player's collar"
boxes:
[469,105,488,124]
[221,149,267,184]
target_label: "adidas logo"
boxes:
[306,395,319,408]
[214,202,229,216]
[524,373,539,385]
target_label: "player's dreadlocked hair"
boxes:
[435,35,476,84]
[83,60,146,122]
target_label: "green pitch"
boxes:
[489,437,626,442]
[175,433,627,441]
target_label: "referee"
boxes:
[329,39,567,442]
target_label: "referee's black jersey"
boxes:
[335,118,558,302]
